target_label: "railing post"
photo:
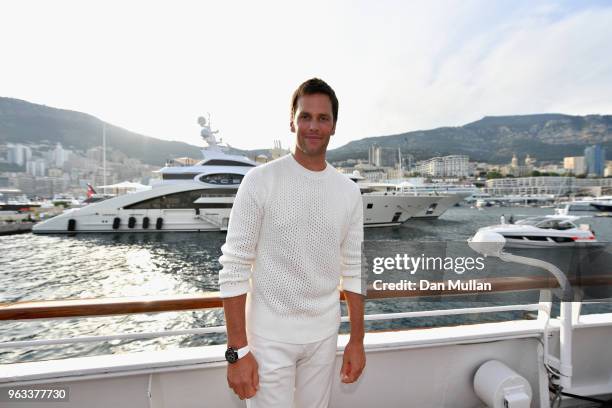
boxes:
[571,301,582,326]
[537,289,552,323]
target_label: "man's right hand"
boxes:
[227,352,259,400]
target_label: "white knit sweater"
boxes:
[218,154,364,344]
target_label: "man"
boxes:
[218,78,366,407]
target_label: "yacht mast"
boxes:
[398,147,402,174]
[102,123,107,194]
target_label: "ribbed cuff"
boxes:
[219,280,251,298]
[341,275,364,295]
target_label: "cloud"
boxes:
[0,1,610,151]
[369,3,612,143]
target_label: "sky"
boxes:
[1,0,611,151]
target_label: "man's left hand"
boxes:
[340,340,365,383]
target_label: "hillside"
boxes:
[328,113,612,163]
[0,97,204,166]
[1,97,610,165]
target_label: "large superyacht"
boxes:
[33,118,437,233]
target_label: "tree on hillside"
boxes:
[486,171,503,179]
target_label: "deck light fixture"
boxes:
[468,230,574,390]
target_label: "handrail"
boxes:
[1,304,544,349]
[0,292,223,321]
[1,275,611,321]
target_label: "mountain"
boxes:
[0,97,205,166]
[327,113,612,164]
[1,97,610,165]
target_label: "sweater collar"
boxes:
[287,153,332,179]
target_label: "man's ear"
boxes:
[331,123,336,136]
[290,120,296,133]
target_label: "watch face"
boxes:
[225,348,238,363]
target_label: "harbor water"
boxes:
[2,206,611,364]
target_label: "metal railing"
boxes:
[1,275,610,350]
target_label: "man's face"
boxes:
[290,93,336,157]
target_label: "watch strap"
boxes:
[236,345,250,359]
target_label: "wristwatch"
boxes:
[225,345,250,364]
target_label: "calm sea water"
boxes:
[2,206,611,364]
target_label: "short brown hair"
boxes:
[290,78,339,124]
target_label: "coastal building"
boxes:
[369,144,400,168]
[485,176,612,196]
[501,154,535,177]
[415,155,469,178]
[53,143,70,168]
[563,156,586,175]
[7,144,32,167]
[501,164,530,177]
[536,164,566,174]
[385,167,405,180]
[48,168,64,178]
[605,161,612,177]
[270,140,290,160]
[0,187,23,200]
[524,154,536,167]
[250,141,289,164]
[584,144,606,177]
[25,159,46,177]
[353,162,387,181]
[86,147,104,162]
[399,153,415,172]
[12,175,34,196]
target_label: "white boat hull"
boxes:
[33,194,441,233]
[361,194,433,227]
[476,216,598,248]
[501,237,601,248]
[33,209,228,233]
[410,194,463,219]
[3,315,612,407]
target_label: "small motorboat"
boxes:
[591,202,612,212]
[475,215,597,248]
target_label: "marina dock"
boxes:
[0,222,33,236]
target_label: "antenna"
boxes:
[198,114,220,147]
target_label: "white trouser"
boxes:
[245,331,338,408]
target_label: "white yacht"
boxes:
[0,194,41,212]
[33,119,435,233]
[556,196,612,213]
[33,118,254,233]
[475,198,493,209]
[475,215,597,248]
[394,178,480,198]
[362,180,463,219]
[590,196,612,212]
[344,172,442,226]
[394,180,469,218]
[465,191,493,204]
[556,199,597,212]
